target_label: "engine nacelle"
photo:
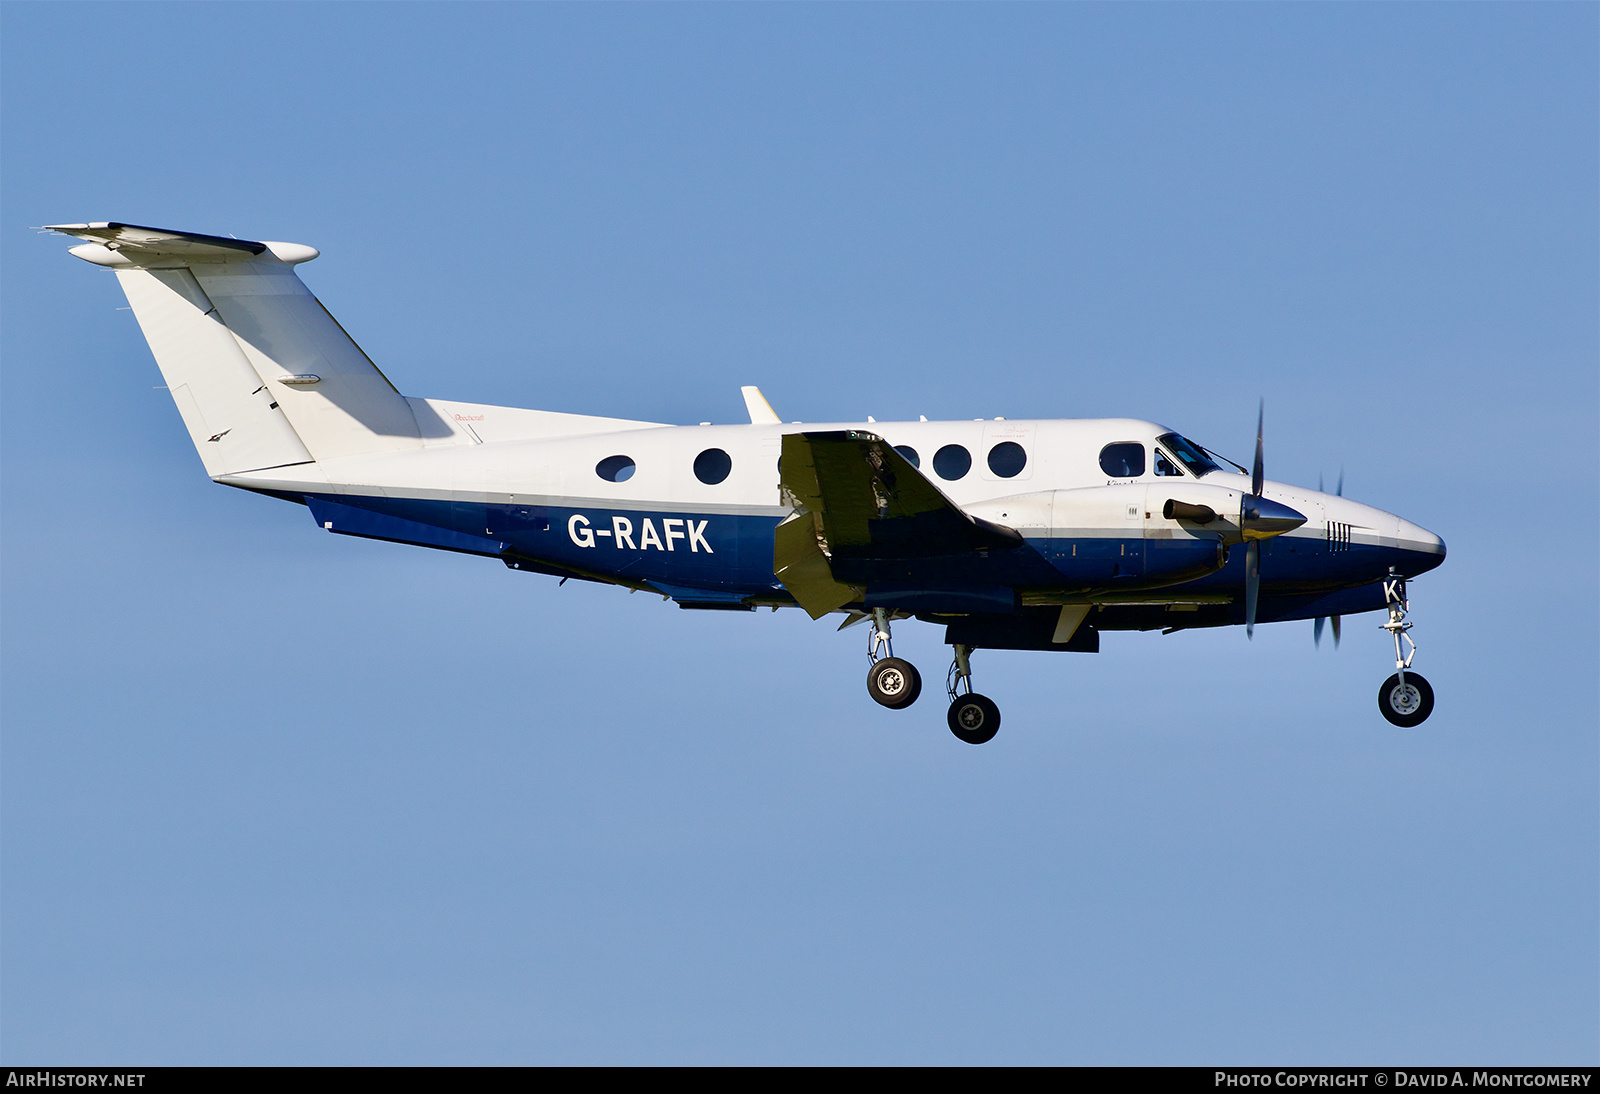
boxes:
[965,483,1237,588]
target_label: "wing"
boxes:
[774,430,1025,618]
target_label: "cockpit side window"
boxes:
[1154,449,1182,476]
[1157,432,1220,477]
[1099,442,1145,478]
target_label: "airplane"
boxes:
[45,221,1446,744]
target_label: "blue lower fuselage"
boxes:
[302,493,1444,629]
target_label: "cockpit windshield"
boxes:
[1157,432,1221,478]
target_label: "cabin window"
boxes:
[987,441,1027,478]
[1154,449,1182,477]
[1099,442,1145,478]
[1157,432,1220,477]
[893,445,920,469]
[595,455,636,483]
[932,444,972,481]
[694,447,732,485]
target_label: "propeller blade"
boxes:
[1314,615,1325,648]
[1251,399,1264,498]
[1245,539,1260,638]
[1244,403,1265,640]
[1318,472,1324,493]
[1335,467,1343,497]
[1331,615,1341,648]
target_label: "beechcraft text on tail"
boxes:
[46,221,1446,743]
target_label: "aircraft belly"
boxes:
[1092,581,1393,632]
[298,494,1442,619]
[1046,536,1132,582]
[309,493,785,594]
[828,548,1060,589]
[1039,535,1221,587]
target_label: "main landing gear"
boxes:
[860,613,1001,743]
[1377,568,1434,727]
[945,644,1000,745]
[865,608,922,710]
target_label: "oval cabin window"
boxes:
[1099,443,1145,478]
[595,455,636,483]
[932,444,972,481]
[694,448,733,485]
[987,441,1027,478]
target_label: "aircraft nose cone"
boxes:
[1397,518,1446,573]
[1241,497,1307,540]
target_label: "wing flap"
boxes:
[773,510,860,619]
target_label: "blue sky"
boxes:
[3,2,1595,1064]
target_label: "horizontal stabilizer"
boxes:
[44,222,269,262]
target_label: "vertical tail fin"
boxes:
[114,265,313,476]
[49,222,422,475]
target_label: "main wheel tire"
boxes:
[1378,671,1434,727]
[947,692,1001,744]
[867,657,922,709]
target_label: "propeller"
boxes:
[1252,402,1264,498]
[1245,540,1261,638]
[1313,469,1344,648]
[1238,400,1307,638]
[1314,612,1343,648]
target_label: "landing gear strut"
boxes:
[1377,568,1434,727]
[945,644,1001,744]
[865,607,921,709]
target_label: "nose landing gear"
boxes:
[946,644,1000,744]
[1377,568,1434,727]
[865,607,922,709]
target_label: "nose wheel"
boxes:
[1378,672,1434,727]
[946,644,1000,744]
[1377,569,1435,727]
